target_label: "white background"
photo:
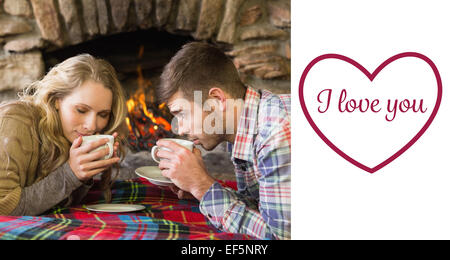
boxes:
[302,57,437,168]
[292,0,450,239]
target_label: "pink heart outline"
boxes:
[299,52,442,173]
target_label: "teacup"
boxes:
[151,138,194,163]
[81,135,114,160]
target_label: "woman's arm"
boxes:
[0,111,38,215]
[9,162,87,216]
[0,109,86,216]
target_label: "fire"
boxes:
[126,92,171,135]
[125,45,173,150]
[125,117,132,132]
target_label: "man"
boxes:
[155,42,291,240]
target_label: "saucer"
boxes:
[85,203,146,213]
[135,166,173,186]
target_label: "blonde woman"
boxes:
[0,54,128,216]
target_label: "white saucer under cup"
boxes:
[85,204,145,213]
[135,166,173,186]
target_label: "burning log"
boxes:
[125,45,175,152]
[126,92,174,151]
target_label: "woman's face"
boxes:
[56,80,113,143]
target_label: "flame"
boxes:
[125,117,132,132]
[126,99,135,113]
[125,45,171,138]
[126,93,171,136]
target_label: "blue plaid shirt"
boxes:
[199,87,291,240]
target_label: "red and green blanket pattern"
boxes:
[0,178,255,240]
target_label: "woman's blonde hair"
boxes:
[19,54,128,202]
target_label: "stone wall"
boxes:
[0,0,291,98]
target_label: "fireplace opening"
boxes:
[42,29,236,179]
[43,29,195,151]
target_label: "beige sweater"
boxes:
[0,102,91,215]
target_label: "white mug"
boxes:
[81,135,114,160]
[151,138,194,163]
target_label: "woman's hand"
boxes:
[68,133,120,182]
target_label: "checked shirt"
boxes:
[199,87,291,240]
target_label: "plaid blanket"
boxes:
[0,178,255,240]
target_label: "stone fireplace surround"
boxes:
[0,0,290,98]
[0,0,290,179]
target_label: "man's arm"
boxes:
[199,144,291,240]
[155,134,291,239]
[199,105,291,239]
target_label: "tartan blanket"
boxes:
[0,178,255,240]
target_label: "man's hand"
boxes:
[168,185,196,200]
[156,140,215,201]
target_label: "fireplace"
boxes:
[44,29,185,151]
[0,0,290,179]
[0,0,290,99]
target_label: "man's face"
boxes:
[167,91,225,151]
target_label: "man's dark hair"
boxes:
[157,42,246,104]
